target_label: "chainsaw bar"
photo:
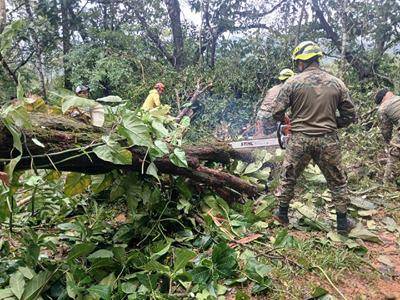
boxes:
[229,138,280,149]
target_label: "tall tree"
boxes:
[311,0,400,81]
[61,0,72,89]
[0,0,5,32]
[164,0,184,69]
[24,0,47,99]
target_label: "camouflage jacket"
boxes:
[257,83,283,119]
[272,65,357,136]
[377,95,400,144]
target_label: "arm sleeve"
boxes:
[336,81,357,128]
[153,94,161,107]
[272,83,291,122]
[378,112,393,144]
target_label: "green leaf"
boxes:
[127,250,148,268]
[18,267,35,280]
[191,266,211,284]
[87,285,111,300]
[64,173,91,196]
[121,282,136,294]
[149,240,171,260]
[119,115,152,147]
[180,116,191,127]
[151,120,168,137]
[0,289,14,300]
[274,229,299,248]
[60,94,98,113]
[21,271,53,300]
[67,243,96,261]
[142,260,170,274]
[154,140,169,155]
[212,242,238,278]
[87,249,114,261]
[99,273,116,287]
[243,162,263,175]
[10,272,25,299]
[4,105,31,129]
[93,137,132,165]
[96,95,123,103]
[136,273,160,291]
[146,162,160,182]
[173,248,196,273]
[66,272,79,299]
[244,258,271,290]
[91,174,113,194]
[169,148,188,168]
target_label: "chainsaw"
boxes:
[229,121,291,150]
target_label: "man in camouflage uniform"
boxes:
[271,41,357,235]
[375,88,400,182]
[255,69,295,137]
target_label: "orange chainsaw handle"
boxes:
[283,115,291,135]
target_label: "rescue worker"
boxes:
[66,85,92,123]
[75,85,90,98]
[271,41,357,235]
[255,69,295,137]
[142,82,165,111]
[375,88,400,182]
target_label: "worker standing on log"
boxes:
[255,69,295,137]
[271,41,357,235]
[142,82,165,111]
[375,88,400,183]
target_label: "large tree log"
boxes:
[0,113,263,201]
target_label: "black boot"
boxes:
[273,205,289,226]
[337,212,356,235]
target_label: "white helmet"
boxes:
[75,85,90,94]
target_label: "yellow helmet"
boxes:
[278,68,295,81]
[292,41,323,61]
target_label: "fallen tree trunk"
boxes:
[0,113,263,202]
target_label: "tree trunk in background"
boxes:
[295,0,307,46]
[0,0,5,33]
[24,0,47,100]
[339,0,348,79]
[209,35,218,68]
[164,0,184,70]
[311,0,373,80]
[61,0,72,90]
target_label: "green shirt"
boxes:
[378,95,400,143]
[272,65,356,136]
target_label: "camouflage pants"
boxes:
[275,132,349,213]
[384,133,400,182]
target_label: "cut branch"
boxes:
[0,113,261,202]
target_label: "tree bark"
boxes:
[339,0,348,79]
[164,0,184,70]
[0,0,6,33]
[61,0,72,90]
[311,0,378,80]
[0,113,262,202]
[24,0,47,100]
